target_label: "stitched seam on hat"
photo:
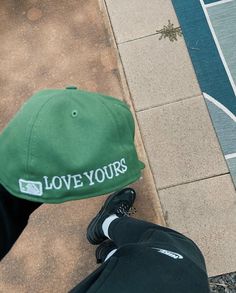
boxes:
[100,99,137,178]
[118,104,135,139]
[26,96,56,178]
[99,99,135,157]
[109,103,135,153]
[100,99,123,153]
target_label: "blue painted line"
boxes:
[171,0,236,114]
[205,99,236,154]
[227,158,236,186]
[207,1,236,86]
[204,0,221,4]
[172,0,236,187]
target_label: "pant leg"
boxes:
[0,184,41,260]
[108,216,178,247]
[71,217,209,293]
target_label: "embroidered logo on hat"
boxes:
[19,179,43,196]
[19,157,128,196]
[0,87,145,203]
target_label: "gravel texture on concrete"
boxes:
[209,272,236,293]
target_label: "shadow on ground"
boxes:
[0,0,164,292]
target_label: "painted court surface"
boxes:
[172,0,236,186]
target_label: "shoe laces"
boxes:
[115,202,136,217]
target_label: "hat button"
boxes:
[66,85,77,90]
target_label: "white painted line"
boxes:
[203,93,236,122]
[225,153,236,160]
[200,0,236,96]
[205,0,234,8]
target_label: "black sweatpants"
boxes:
[0,185,41,260]
[70,217,210,293]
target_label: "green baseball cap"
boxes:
[0,87,145,203]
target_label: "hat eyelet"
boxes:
[71,110,78,117]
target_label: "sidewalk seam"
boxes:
[136,93,203,113]
[158,172,230,191]
[118,32,160,45]
[102,0,166,226]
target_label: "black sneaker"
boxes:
[87,188,136,245]
[96,240,117,264]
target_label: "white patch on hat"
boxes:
[19,179,43,196]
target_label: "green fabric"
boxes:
[0,87,145,203]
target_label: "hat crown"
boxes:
[0,88,144,203]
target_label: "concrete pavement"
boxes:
[106,0,236,276]
[105,0,236,277]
